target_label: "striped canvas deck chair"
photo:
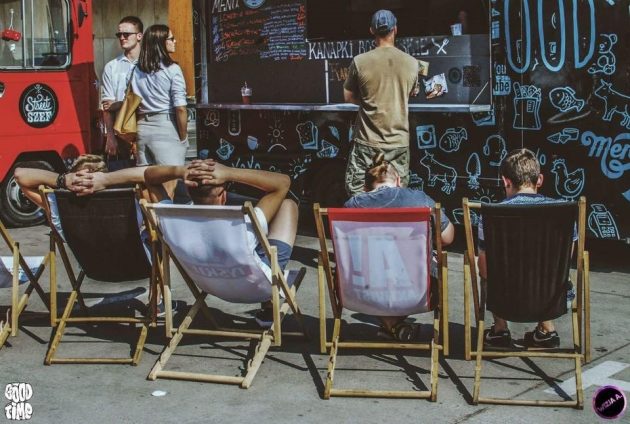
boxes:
[0,220,51,348]
[462,197,590,408]
[40,188,157,365]
[314,204,448,400]
[146,202,306,388]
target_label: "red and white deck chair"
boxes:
[314,205,448,400]
[1,220,51,349]
[146,202,306,388]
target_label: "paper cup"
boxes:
[451,23,462,36]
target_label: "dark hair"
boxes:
[500,148,540,189]
[118,16,143,33]
[188,183,226,205]
[364,152,398,190]
[138,24,175,74]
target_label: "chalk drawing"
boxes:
[416,124,437,150]
[513,83,541,130]
[588,204,619,239]
[296,121,318,150]
[216,138,235,160]
[439,128,468,153]
[483,135,507,166]
[419,152,457,195]
[466,153,481,190]
[588,33,618,75]
[593,80,630,129]
[547,128,580,144]
[551,158,585,200]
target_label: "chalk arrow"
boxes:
[544,361,630,396]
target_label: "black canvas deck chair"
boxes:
[462,197,590,408]
[40,188,157,365]
[314,204,448,400]
[0,220,51,348]
[145,202,306,388]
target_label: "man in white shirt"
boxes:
[101,16,144,166]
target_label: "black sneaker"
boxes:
[254,308,273,328]
[523,327,560,348]
[483,326,512,348]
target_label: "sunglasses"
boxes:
[115,32,138,38]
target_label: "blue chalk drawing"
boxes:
[471,108,495,126]
[289,155,311,180]
[538,0,566,72]
[408,172,425,191]
[588,204,619,239]
[623,189,630,202]
[483,135,507,166]
[547,128,580,144]
[216,138,235,160]
[431,38,449,55]
[439,128,468,152]
[493,64,511,96]
[551,158,585,200]
[593,80,630,129]
[416,124,437,149]
[534,148,547,166]
[549,87,586,114]
[505,0,531,73]
[329,126,340,141]
[317,140,339,158]
[247,135,259,150]
[419,152,457,195]
[466,153,481,190]
[232,155,261,170]
[580,131,630,179]
[588,34,618,76]
[513,83,541,130]
[573,0,596,69]
[296,121,318,150]
[452,208,480,226]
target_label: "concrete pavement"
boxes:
[1,224,629,423]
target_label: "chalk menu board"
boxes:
[206,0,490,105]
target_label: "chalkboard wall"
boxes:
[206,0,490,105]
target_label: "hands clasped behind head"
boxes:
[185,159,221,187]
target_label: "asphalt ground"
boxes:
[1,222,629,424]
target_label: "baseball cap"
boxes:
[371,9,397,35]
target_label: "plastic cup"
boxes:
[241,87,252,104]
[451,23,462,36]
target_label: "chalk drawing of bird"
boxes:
[551,159,585,200]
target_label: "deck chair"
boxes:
[462,197,590,408]
[146,202,306,388]
[314,204,448,400]
[40,188,157,365]
[0,221,51,348]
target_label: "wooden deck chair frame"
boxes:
[40,187,158,365]
[314,203,448,400]
[0,220,52,348]
[462,197,590,408]
[145,201,307,388]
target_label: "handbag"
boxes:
[113,67,142,143]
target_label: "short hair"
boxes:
[188,183,226,205]
[500,148,540,189]
[364,152,399,190]
[69,154,108,173]
[119,16,143,33]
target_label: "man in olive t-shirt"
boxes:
[343,9,419,197]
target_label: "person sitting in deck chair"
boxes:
[478,148,577,349]
[144,159,298,328]
[345,152,455,341]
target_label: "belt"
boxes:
[138,112,176,121]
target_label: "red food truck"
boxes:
[0,0,97,226]
[192,0,630,243]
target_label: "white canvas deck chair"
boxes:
[0,220,51,348]
[146,202,307,388]
[40,188,158,365]
[314,204,448,400]
[462,197,590,408]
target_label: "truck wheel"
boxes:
[310,162,349,207]
[0,161,53,227]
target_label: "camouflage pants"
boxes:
[344,142,410,197]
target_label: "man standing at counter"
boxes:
[343,9,419,197]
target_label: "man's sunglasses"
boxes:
[115,32,139,38]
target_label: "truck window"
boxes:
[307,0,489,40]
[0,0,70,69]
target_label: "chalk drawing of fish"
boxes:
[549,87,585,113]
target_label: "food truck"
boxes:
[0,0,97,226]
[193,0,630,243]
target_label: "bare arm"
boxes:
[14,168,59,207]
[441,222,455,246]
[344,88,360,105]
[144,165,187,185]
[197,160,290,223]
[175,105,188,141]
[72,167,147,195]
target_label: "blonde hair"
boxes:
[364,152,399,190]
[69,154,108,173]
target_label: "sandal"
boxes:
[391,322,418,342]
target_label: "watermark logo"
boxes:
[4,383,33,421]
[593,385,627,420]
